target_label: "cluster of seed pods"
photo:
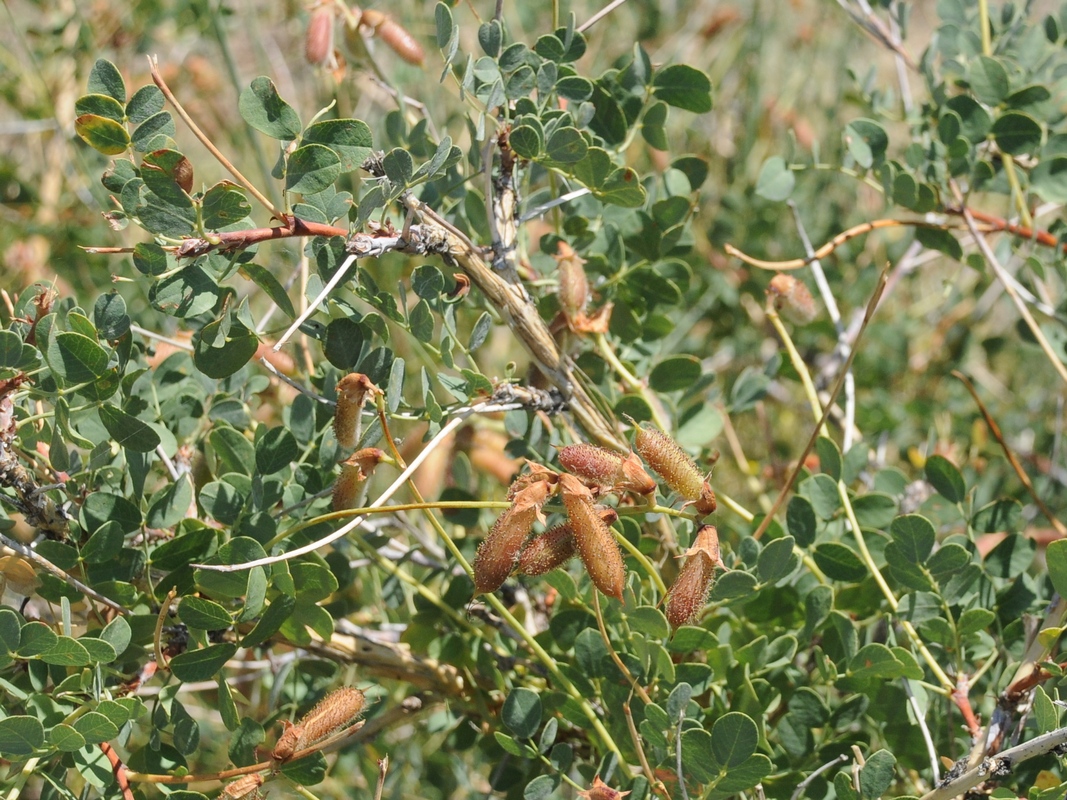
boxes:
[331,374,385,511]
[474,422,720,607]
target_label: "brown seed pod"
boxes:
[559,443,622,486]
[767,273,817,324]
[555,241,589,322]
[293,686,367,750]
[219,774,264,800]
[577,775,631,800]
[631,421,706,501]
[559,474,625,600]
[517,509,617,576]
[473,479,554,593]
[332,448,385,511]
[271,720,303,762]
[664,525,722,629]
[694,481,717,516]
[359,9,425,65]
[618,451,657,495]
[305,6,335,65]
[334,373,380,449]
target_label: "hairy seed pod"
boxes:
[219,774,263,800]
[631,421,705,501]
[293,686,367,750]
[332,448,385,511]
[559,474,625,600]
[305,6,335,65]
[474,480,554,593]
[618,451,657,495]
[334,373,380,449]
[559,443,622,485]
[359,9,425,65]
[506,462,558,500]
[664,525,722,629]
[517,509,617,576]
[271,721,303,762]
[767,273,817,324]
[577,775,630,800]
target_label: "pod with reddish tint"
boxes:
[219,774,264,800]
[334,373,380,449]
[631,421,706,502]
[305,6,334,65]
[293,686,366,750]
[518,508,618,576]
[559,474,625,600]
[768,273,817,324]
[473,479,554,593]
[558,443,656,496]
[332,447,385,511]
[664,525,723,629]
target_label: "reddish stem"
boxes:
[100,742,136,800]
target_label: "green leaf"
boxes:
[715,754,774,793]
[75,93,125,122]
[545,127,588,163]
[652,64,712,113]
[202,182,252,229]
[524,774,557,800]
[81,521,125,564]
[209,427,256,476]
[79,637,117,664]
[126,84,165,123]
[915,227,963,261]
[756,156,795,201]
[813,542,867,582]
[286,143,342,195]
[0,330,22,368]
[409,299,435,343]
[40,636,91,666]
[859,749,896,799]
[75,114,131,155]
[88,59,126,103]
[889,515,935,563]
[82,491,142,533]
[324,318,366,370]
[239,262,296,320]
[972,498,1022,534]
[99,404,161,452]
[302,119,373,171]
[50,723,87,752]
[0,716,44,756]
[131,112,177,152]
[597,167,645,207]
[848,643,905,680]
[509,124,543,159]
[957,608,996,636]
[179,596,232,631]
[0,609,20,654]
[1031,157,1067,203]
[815,437,842,481]
[18,621,59,656]
[100,616,132,657]
[150,264,222,317]
[73,712,119,745]
[757,536,798,583]
[925,455,965,503]
[239,77,302,140]
[147,475,194,529]
[1046,539,1067,598]
[193,319,259,380]
[787,495,818,547]
[502,687,542,739]
[93,292,130,340]
[968,56,1009,105]
[240,594,296,649]
[680,728,717,784]
[170,642,238,682]
[991,111,1042,155]
[280,752,327,785]
[711,712,758,768]
[255,426,298,474]
[649,355,701,392]
[845,119,889,169]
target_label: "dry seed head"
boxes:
[694,482,717,516]
[506,462,558,500]
[631,421,705,500]
[767,273,817,324]
[218,774,263,800]
[331,449,384,511]
[293,687,367,750]
[578,775,630,800]
[359,9,425,65]
[305,6,335,65]
[559,474,625,600]
[618,451,657,495]
[334,373,380,449]
[517,509,617,577]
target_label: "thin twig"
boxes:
[593,592,652,705]
[790,755,849,800]
[147,56,284,220]
[903,678,941,785]
[953,371,1067,536]
[374,755,389,800]
[578,0,629,32]
[153,587,177,668]
[955,193,1067,388]
[622,699,667,799]
[518,187,592,223]
[752,268,888,539]
[258,356,333,405]
[676,708,691,800]
[274,254,357,351]
[0,533,128,616]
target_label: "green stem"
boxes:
[593,334,671,432]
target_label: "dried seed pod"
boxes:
[293,686,367,750]
[767,273,817,324]
[271,721,303,762]
[359,9,425,65]
[332,448,385,511]
[664,525,723,629]
[559,474,625,600]
[577,775,630,800]
[506,462,558,500]
[517,509,617,576]
[631,420,705,501]
[305,6,335,65]
[695,482,717,516]
[334,373,380,449]
[473,479,554,593]
[219,774,264,800]
[555,242,589,322]
[618,451,657,495]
